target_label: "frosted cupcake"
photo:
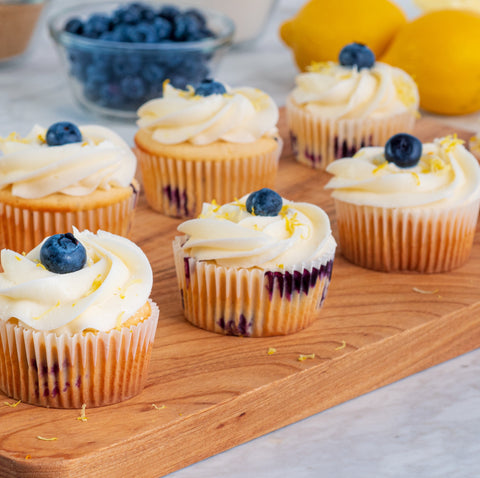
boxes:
[325,133,480,272]
[286,42,419,169]
[0,229,159,408]
[135,79,282,218]
[0,121,138,252]
[173,189,336,337]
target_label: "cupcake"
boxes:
[173,189,336,337]
[325,133,480,272]
[0,121,139,252]
[286,42,419,170]
[134,79,282,218]
[0,229,159,408]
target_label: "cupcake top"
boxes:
[136,80,279,145]
[177,189,336,269]
[325,134,480,208]
[0,229,152,335]
[289,43,419,120]
[0,122,136,199]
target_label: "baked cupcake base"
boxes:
[286,96,416,170]
[135,130,282,218]
[0,301,159,408]
[0,182,139,252]
[173,237,334,337]
[334,198,480,273]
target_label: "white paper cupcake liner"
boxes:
[136,139,282,218]
[0,301,159,408]
[334,199,480,272]
[173,237,334,337]
[0,188,138,253]
[286,96,417,170]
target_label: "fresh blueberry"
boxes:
[339,42,375,69]
[183,9,207,29]
[195,79,226,96]
[153,16,173,41]
[246,189,283,217]
[112,54,142,76]
[40,233,87,274]
[115,3,143,25]
[172,13,203,41]
[65,18,84,35]
[82,14,111,39]
[384,133,423,168]
[125,22,157,42]
[98,83,124,107]
[158,5,181,23]
[120,76,147,99]
[142,62,166,84]
[168,73,189,90]
[46,122,83,146]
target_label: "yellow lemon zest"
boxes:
[15,256,21,262]
[77,403,88,422]
[33,301,60,321]
[1,132,29,144]
[36,436,58,441]
[284,213,303,235]
[233,197,247,211]
[36,262,46,270]
[334,340,346,351]
[25,455,31,460]
[152,404,166,410]
[372,161,388,174]
[267,347,277,355]
[393,75,417,108]
[210,199,220,213]
[440,134,465,153]
[411,172,421,186]
[3,399,21,408]
[298,353,315,362]
[306,61,333,73]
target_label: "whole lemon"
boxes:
[279,0,406,71]
[382,10,480,115]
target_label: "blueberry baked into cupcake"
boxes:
[0,122,139,252]
[325,133,480,272]
[173,189,336,336]
[0,229,159,408]
[286,42,419,169]
[135,79,282,218]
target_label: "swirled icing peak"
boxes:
[0,124,136,199]
[0,229,153,334]
[177,195,336,268]
[290,61,419,119]
[136,82,279,145]
[325,135,480,208]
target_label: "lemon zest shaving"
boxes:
[210,199,220,213]
[334,340,346,351]
[284,213,303,236]
[372,162,388,174]
[393,75,417,108]
[411,172,420,186]
[152,404,166,410]
[307,61,333,73]
[36,436,58,441]
[0,132,29,144]
[298,353,315,362]
[412,287,439,294]
[25,455,31,460]
[36,262,46,270]
[3,399,21,408]
[440,134,465,153]
[33,301,60,321]
[233,197,247,211]
[267,347,277,355]
[15,256,21,262]
[76,403,88,422]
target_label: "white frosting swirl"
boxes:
[325,136,480,208]
[290,62,419,119]
[137,83,279,145]
[177,195,336,268]
[0,125,136,199]
[0,229,153,334]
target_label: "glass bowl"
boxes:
[48,1,235,119]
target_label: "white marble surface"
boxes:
[1,1,480,477]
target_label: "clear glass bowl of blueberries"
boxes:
[48,1,235,119]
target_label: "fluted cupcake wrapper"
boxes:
[135,140,282,219]
[0,301,159,409]
[173,237,335,337]
[334,199,480,273]
[286,96,417,170]
[0,190,138,253]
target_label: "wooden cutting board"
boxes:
[1,115,479,478]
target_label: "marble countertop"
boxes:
[1,1,479,477]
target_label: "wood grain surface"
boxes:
[0,115,479,478]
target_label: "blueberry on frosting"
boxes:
[385,133,422,168]
[246,188,283,216]
[40,233,87,274]
[195,78,227,97]
[339,42,375,69]
[46,122,83,146]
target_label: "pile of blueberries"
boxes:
[63,2,218,112]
